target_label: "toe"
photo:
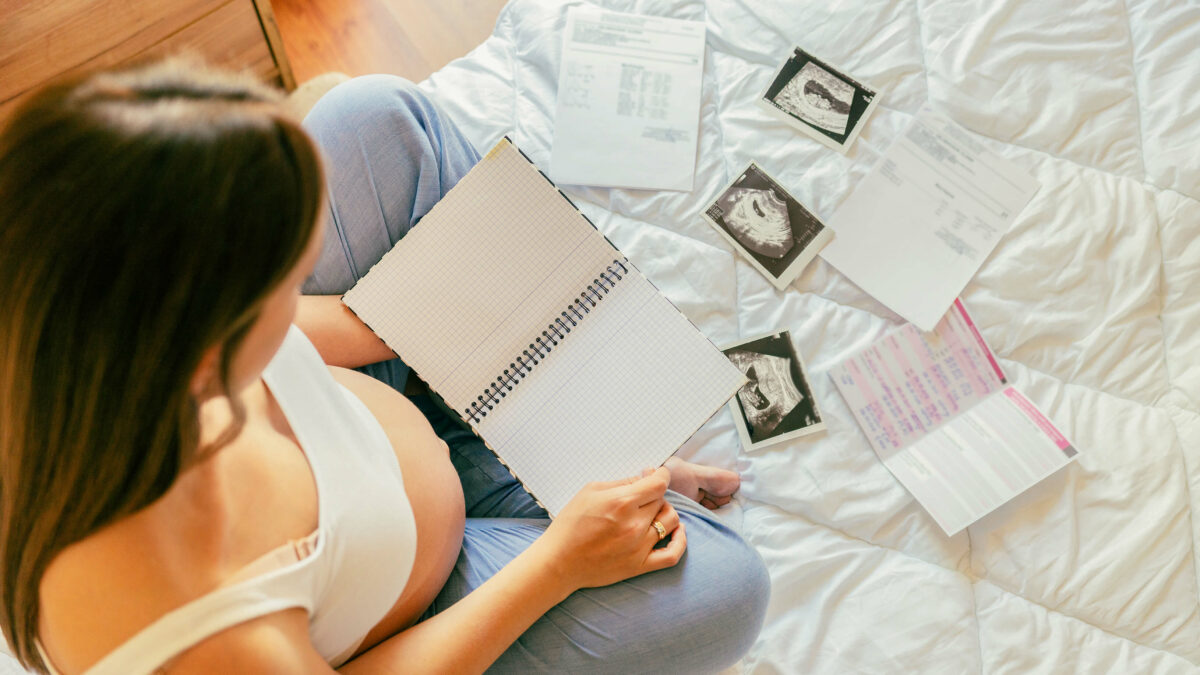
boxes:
[697,465,740,498]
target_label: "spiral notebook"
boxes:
[343,138,746,516]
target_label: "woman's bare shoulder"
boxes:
[38,508,197,672]
[162,607,329,674]
[38,397,319,673]
[41,573,325,675]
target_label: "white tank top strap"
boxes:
[223,529,320,588]
[63,569,317,675]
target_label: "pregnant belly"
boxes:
[356,436,464,652]
[328,368,466,655]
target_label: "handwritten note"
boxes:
[821,108,1041,331]
[549,6,706,191]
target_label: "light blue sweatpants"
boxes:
[301,75,770,674]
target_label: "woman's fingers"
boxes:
[644,522,687,571]
[621,466,670,506]
[589,465,669,494]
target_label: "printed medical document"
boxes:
[821,108,1040,331]
[830,301,1077,535]
[549,6,706,191]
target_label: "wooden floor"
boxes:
[271,0,511,85]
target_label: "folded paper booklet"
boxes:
[343,138,746,517]
[829,300,1078,536]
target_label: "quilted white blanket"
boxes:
[418,0,1200,672]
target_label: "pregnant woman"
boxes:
[0,59,768,674]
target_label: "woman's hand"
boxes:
[340,467,686,674]
[534,466,687,590]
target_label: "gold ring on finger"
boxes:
[652,520,667,541]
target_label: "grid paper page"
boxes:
[344,140,611,413]
[478,269,746,516]
[434,234,617,414]
[344,138,744,516]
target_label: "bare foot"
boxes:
[663,456,740,509]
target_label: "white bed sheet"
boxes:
[419,0,1200,672]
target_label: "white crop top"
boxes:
[39,326,418,674]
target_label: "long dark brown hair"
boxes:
[0,58,324,671]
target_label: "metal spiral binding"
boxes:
[465,259,629,423]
